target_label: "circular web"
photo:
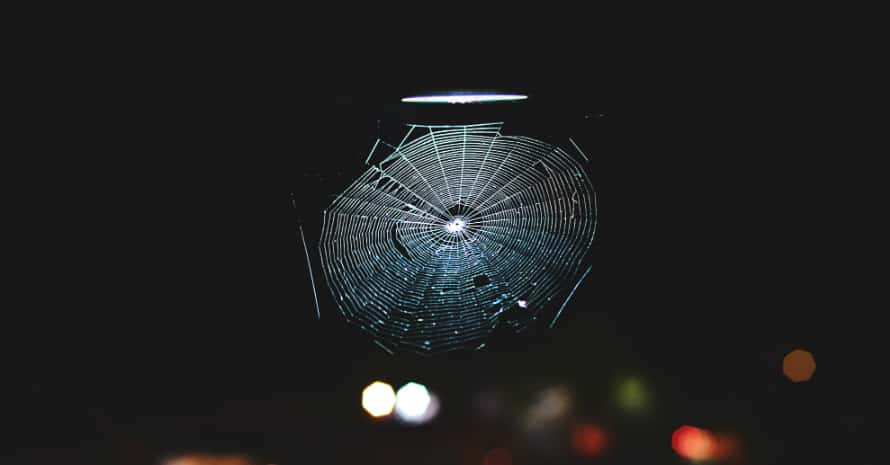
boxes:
[319,123,596,354]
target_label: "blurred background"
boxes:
[7,26,873,464]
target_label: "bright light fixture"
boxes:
[395,382,436,424]
[362,381,396,418]
[401,93,528,104]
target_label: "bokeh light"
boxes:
[521,385,573,431]
[482,447,512,465]
[572,422,607,457]
[783,349,816,382]
[672,425,716,461]
[162,455,258,465]
[362,381,396,418]
[616,376,648,411]
[411,393,440,424]
[394,382,438,424]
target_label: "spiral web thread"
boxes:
[319,123,596,354]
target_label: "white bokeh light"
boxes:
[362,381,396,418]
[395,382,437,424]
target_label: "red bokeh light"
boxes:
[572,422,607,457]
[672,425,716,460]
[482,448,512,465]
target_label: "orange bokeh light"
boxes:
[572,422,607,457]
[783,349,816,382]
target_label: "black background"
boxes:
[9,22,873,464]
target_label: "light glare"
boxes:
[402,93,528,104]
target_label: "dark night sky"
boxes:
[8,26,874,464]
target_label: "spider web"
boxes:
[319,123,596,354]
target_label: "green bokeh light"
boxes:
[616,377,648,411]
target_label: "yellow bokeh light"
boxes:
[362,381,396,418]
